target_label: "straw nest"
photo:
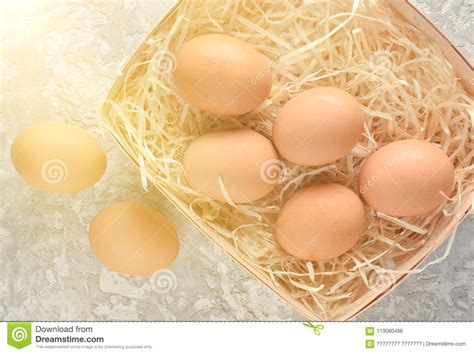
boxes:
[102,0,473,319]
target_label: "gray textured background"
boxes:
[0,0,472,321]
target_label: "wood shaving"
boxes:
[102,0,473,319]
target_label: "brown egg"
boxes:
[276,183,366,261]
[272,86,364,166]
[10,121,106,192]
[89,202,180,276]
[173,33,272,116]
[183,129,280,203]
[358,139,455,217]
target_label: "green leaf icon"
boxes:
[7,322,32,349]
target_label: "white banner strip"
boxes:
[1,321,473,353]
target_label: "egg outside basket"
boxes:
[101,0,473,320]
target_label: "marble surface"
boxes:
[0,0,472,321]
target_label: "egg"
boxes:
[173,33,272,116]
[276,183,366,261]
[358,139,455,216]
[183,129,280,203]
[89,202,180,276]
[272,86,364,166]
[10,121,106,192]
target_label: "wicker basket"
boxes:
[102,0,473,320]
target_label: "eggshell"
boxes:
[173,33,272,116]
[183,129,280,203]
[276,183,366,261]
[272,86,364,166]
[89,202,180,276]
[358,139,455,216]
[10,121,107,192]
